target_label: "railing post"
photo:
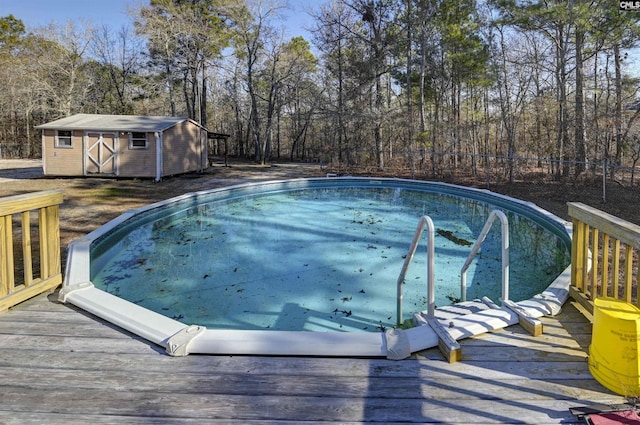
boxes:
[591,228,600,299]
[0,214,12,297]
[571,219,582,291]
[21,211,33,285]
[40,204,61,279]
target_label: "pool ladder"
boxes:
[396,210,542,362]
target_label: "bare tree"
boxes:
[311,0,356,166]
[134,0,236,125]
[34,21,95,117]
[491,25,532,183]
[234,0,291,164]
[91,25,143,114]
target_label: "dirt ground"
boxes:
[1,158,638,260]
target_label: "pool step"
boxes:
[410,299,496,363]
[409,298,543,362]
[432,299,494,321]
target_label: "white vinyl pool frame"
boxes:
[60,177,573,358]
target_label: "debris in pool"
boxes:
[203,274,210,279]
[359,289,365,293]
[341,296,352,302]
[446,295,461,303]
[172,314,184,320]
[436,229,473,246]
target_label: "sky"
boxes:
[0,0,320,39]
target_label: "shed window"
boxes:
[55,130,72,148]
[129,132,148,149]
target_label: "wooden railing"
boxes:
[568,202,640,315]
[0,190,63,311]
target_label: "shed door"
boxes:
[85,132,118,175]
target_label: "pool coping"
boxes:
[59,177,574,358]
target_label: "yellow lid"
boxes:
[595,297,640,320]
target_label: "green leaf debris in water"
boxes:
[436,229,473,246]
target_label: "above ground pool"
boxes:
[61,177,573,357]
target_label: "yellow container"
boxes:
[589,297,640,396]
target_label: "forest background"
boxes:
[1,0,640,186]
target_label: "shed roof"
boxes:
[35,114,200,132]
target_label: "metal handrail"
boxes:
[460,210,509,303]
[396,215,435,326]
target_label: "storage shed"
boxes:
[36,114,209,181]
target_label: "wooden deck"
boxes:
[0,291,627,424]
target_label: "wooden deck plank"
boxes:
[0,361,614,399]
[0,348,599,381]
[0,334,591,363]
[0,386,618,424]
[0,415,372,425]
[0,294,627,424]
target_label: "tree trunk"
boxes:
[574,28,586,176]
[614,43,623,179]
[200,62,207,128]
[406,0,415,179]
[555,26,569,178]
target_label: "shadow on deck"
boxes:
[0,291,626,424]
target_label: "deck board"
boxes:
[0,292,627,424]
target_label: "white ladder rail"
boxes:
[460,210,509,303]
[396,215,435,326]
